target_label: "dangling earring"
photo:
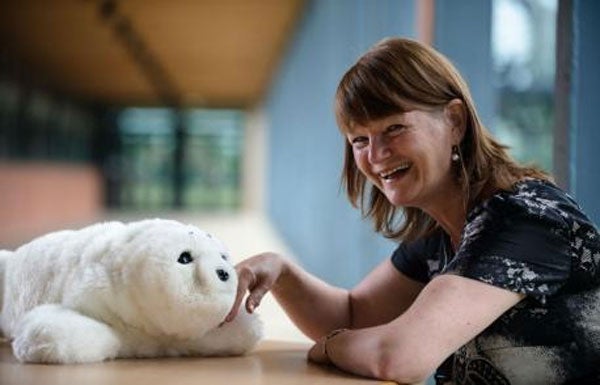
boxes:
[451,145,460,162]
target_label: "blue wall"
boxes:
[433,0,495,128]
[571,0,600,224]
[265,0,416,288]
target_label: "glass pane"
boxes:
[491,0,557,172]
[116,107,243,210]
[0,82,94,162]
[183,109,243,210]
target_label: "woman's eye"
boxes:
[350,137,368,148]
[177,251,194,264]
[387,124,405,133]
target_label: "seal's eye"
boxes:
[221,254,228,261]
[178,251,193,264]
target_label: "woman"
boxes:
[224,38,600,384]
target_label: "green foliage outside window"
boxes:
[492,0,557,173]
[116,108,243,211]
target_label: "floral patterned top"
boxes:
[391,179,600,385]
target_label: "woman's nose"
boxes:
[368,135,392,163]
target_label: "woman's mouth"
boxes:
[378,163,411,183]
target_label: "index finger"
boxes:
[224,267,256,322]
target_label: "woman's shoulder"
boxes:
[469,178,589,230]
[464,178,600,271]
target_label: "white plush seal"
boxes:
[0,219,262,364]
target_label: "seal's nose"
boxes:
[216,268,229,282]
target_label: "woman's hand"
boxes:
[223,252,287,322]
[224,252,351,340]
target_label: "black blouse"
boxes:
[391,179,600,385]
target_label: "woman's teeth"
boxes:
[379,163,411,180]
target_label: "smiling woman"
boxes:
[224,37,600,385]
[335,38,548,244]
[343,106,461,216]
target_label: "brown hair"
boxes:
[335,37,550,242]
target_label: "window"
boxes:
[115,107,243,210]
[183,109,243,209]
[0,80,95,162]
[492,0,558,172]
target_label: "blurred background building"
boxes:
[0,0,598,341]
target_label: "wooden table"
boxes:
[0,339,389,385]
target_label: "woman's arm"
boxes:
[308,273,524,383]
[225,254,424,340]
[348,259,424,328]
[277,258,425,338]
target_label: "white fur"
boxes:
[0,219,262,364]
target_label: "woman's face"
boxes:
[347,107,460,210]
